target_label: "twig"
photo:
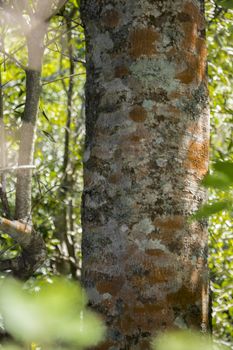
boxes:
[0,243,18,258]
[42,72,85,86]
[0,165,36,173]
[0,49,26,70]
[44,23,80,48]
[47,47,86,65]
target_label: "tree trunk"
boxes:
[81,0,210,348]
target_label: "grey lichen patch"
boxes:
[174,316,188,329]
[83,145,91,163]
[92,32,113,67]
[135,238,170,253]
[131,58,179,92]
[100,79,132,111]
[142,99,155,111]
[132,218,155,235]
[178,83,209,120]
[134,1,161,20]
[163,182,173,194]
[96,109,132,130]
[86,287,103,304]
[156,158,167,167]
[84,171,106,190]
[85,193,107,209]
[103,293,113,300]
[120,224,129,233]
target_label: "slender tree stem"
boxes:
[0,64,11,218]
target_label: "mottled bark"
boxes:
[81,0,210,348]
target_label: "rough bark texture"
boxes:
[0,217,46,280]
[15,27,45,221]
[81,0,210,348]
[15,69,41,221]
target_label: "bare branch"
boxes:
[45,23,80,48]
[42,72,85,86]
[0,217,32,247]
[0,216,46,279]
[0,165,36,173]
[0,49,26,70]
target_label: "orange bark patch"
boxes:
[168,91,183,99]
[185,140,209,177]
[133,303,164,316]
[96,277,124,296]
[129,105,147,122]
[115,65,129,78]
[181,22,198,52]
[175,52,198,84]
[101,9,120,28]
[176,50,207,85]
[168,105,181,119]
[179,2,205,55]
[130,134,141,142]
[129,28,159,58]
[146,249,168,257]
[176,66,196,84]
[109,172,122,184]
[122,127,150,147]
[120,303,169,334]
[148,268,174,284]
[182,2,205,30]
[167,285,201,305]
[154,216,185,232]
[196,38,207,83]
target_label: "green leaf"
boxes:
[202,172,232,189]
[0,278,105,347]
[192,200,232,220]
[152,331,214,350]
[213,161,233,179]
[216,0,233,9]
[42,110,49,122]
[41,130,55,143]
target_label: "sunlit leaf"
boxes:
[42,109,50,122]
[202,172,232,189]
[152,331,216,350]
[213,161,233,178]
[192,200,232,219]
[0,278,105,348]
[215,0,233,9]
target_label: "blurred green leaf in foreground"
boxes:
[192,161,233,219]
[151,331,226,350]
[0,278,105,349]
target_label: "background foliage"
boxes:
[206,0,233,347]
[0,0,85,278]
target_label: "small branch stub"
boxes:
[0,217,32,247]
[0,165,36,173]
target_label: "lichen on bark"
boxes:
[81,0,210,348]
